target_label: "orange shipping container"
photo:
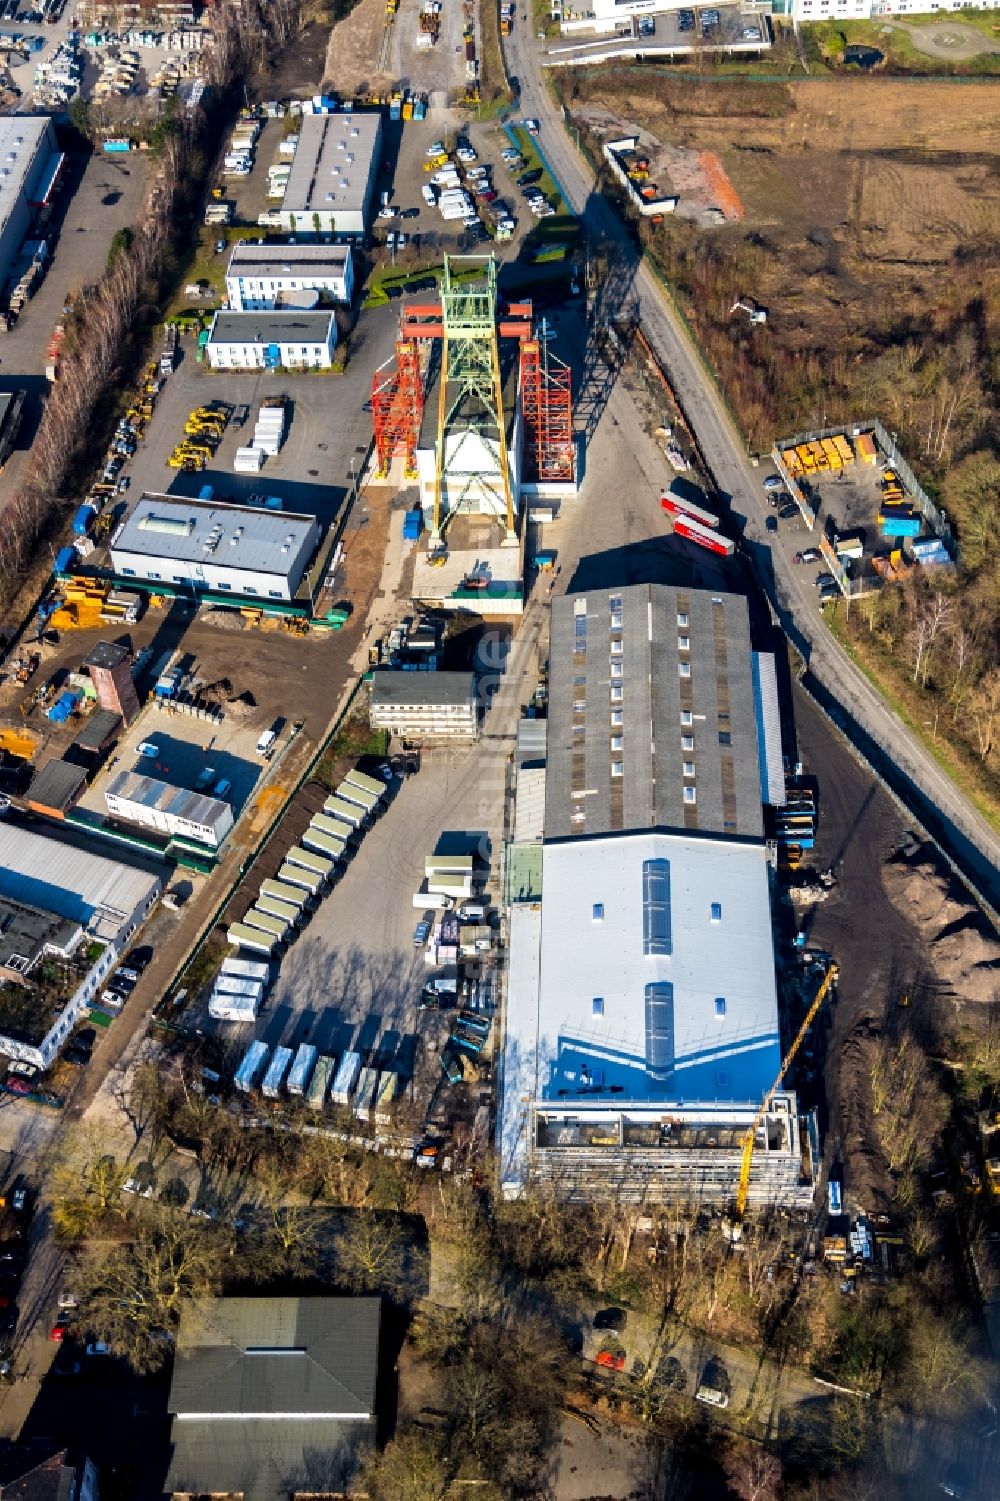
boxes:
[856,432,877,464]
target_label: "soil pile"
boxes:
[882,848,1000,1003]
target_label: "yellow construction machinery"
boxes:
[728,962,839,1240]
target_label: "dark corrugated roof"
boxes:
[371,670,475,709]
[72,709,122,752]
[166,1297,380,1501]
[26,758,86,810]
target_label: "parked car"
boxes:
[794,547,821,564]
[765,515,778,533]
[85,1340,111,1357]
[50,1312,72,1342]
[523,117,540,135]
[779,502,798,520]
[762,474,783,491]
[57,1291,79,1310]
[815,572,835,588]
[413,919,431,948]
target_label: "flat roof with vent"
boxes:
[226,242,352,280]
[0,117,54,240]
[111,494,318,579]
[280,111,381,219]
[208,311,337,348]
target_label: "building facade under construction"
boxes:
[498,582,817,1207]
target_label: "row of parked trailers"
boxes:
[776,784,816,866]
[234,1039,398,1123]
[660,488,735,559]
[225,768,387,957]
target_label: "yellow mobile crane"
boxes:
[728,962,839,1240]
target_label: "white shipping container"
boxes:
[330,1050,361,1106]
[262,1045,294,1099]
[209,992,259,1021]
[278,861,322,895]
[234,1039,269,1092]
[234,446,265,472]
[374,1071,398,1126]
[227,922,276,954]
[287,1043,318,1096]
[222,956,270,983]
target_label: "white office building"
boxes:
[279,111,382,237]
[110,494,320,603]
[225,243,354,311]
[205,311,338,371]
[106,771,234,850]
[369,672,479,740]
[0,821,162,1067]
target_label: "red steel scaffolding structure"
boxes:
[372,339,423,480]
[519,337,574,484]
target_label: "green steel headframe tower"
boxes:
[432,255,515,542]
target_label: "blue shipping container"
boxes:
[402,508,422,540]
[54,546,75,576]
[72,503,96,536]
[881,516,921,538]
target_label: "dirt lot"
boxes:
[322,0,468,101]
[567,76,1000,402]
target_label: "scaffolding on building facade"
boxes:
[371,338,424,480]
[519,330,574,484]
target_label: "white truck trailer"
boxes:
[287,1043,318,1096]
[354,1065,379,1122]
[261,1045,293,1099]
[234,1039,269,1092]
[330,1050,361,1106]
[307,1054,336,1108]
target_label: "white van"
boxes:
[458,901,488,922]
[695,1385,729,1408]
[255,728,277,757]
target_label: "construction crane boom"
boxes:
[732,962,839,1226]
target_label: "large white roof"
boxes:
[0,821,161,930]
[530,831,781,1108]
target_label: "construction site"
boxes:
[368,254,576,615]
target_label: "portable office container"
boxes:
[262,1045,294,1099]
[234,1039,269,1092]
[213,975,264,1003]
[227,922,276,955]
[278,861,323,896]
[286,845,334,880]
[344,770,385,801]
[330,1050,361,1106]
[242,908,289,942]
[322,795,364,829]
[256,894,301,927]
[222,955,270,983]
[287,1043,318,1096]
[307,1054,335,1108]
[312,811,353,844]
[209,992,259,1022]
[354,1066,378,1122]
[425,854,475,877]
[302,827,346,861]
[260,878,307,910]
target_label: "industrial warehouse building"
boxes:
[498,583,810,1205]
[110,495,320,603]
[279,111,382,238]
[0,118,60,288]
[0,820,163,1067]
[205,311,338,371]
[105,770,234,850]
[369,671,478,740]
[225,242,354,311]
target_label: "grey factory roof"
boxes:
[226,242,352,278]
[207,310,336,347]
[26,758,86,811]
[0,820,161,930]
[370,670,476,708]
[166,1297,380,1501]
[280,111,381,218]
[0,896,80,973]
[111,494,317,578]
[544,584,764,843]
[106,770,230,829]
[72,708,122,753]
[83,641,130,672]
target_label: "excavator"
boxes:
[726,961,839,1242]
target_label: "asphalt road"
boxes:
[503,21,1000,908]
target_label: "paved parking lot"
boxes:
[101,307,398,528]
[0,148,148,506]
[75,695,273,830]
